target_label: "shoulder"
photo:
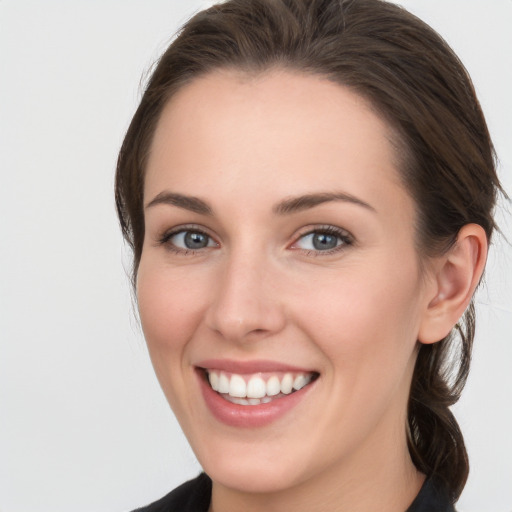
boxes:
[131,473,212,512]
[406,478,456,512]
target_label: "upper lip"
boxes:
[195,358,317,374]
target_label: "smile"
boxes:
[206,370,317,406]
[196,360,320,427]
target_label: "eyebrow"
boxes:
[145,191,213,215]
[273,192,376,215]
[145,190,375,216]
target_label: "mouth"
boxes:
[195,359,320,427]
[200,368,320,406]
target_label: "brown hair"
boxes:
[115,0,504,501]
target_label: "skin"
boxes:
[136,69,486,512]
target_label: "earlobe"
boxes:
[418,224,488,345]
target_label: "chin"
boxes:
[203,456,305,494]
[189,428,323,495]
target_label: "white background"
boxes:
[1,1,511,511]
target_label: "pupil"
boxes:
[313,233,337,250]
[185,232,208,249]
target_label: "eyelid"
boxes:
[157,224,219,253]
[289,225,354,255]
[155,223,353,256]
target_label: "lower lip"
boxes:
[197,370,316,428]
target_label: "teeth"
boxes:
[206,369,315,403]
[229,374,247,398]
[293,374,308,391]
[280,373,294,394]
[246,376,266,398]
[218,373,230,394]
[227,396,250,406]
[208,371,219,391]
[266,376,281,396]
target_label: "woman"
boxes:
[115,0,504,510]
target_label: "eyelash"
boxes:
[157,225,218,255]
[157,224,354,256]
[290,225,354,256]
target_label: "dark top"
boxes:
[132,473,455,512]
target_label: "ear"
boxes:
[418,224,488,344]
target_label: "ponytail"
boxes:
[407,303,475,501]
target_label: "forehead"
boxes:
[144,69,409,216]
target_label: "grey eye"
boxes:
[312,233,339,250]
[170,230,216,250]
[184,231,209,249]
[296,231,343,251]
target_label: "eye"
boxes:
[292,226,353,254]
[159,227,218,253]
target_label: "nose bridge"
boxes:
[205,245,284,342]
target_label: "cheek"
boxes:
[290,261,423,445]
[136,260,210,369]
[293,258,423,374]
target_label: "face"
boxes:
[137,70,435,494]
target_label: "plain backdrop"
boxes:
[1,1,511,511]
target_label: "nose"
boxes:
[204,251,286,343]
